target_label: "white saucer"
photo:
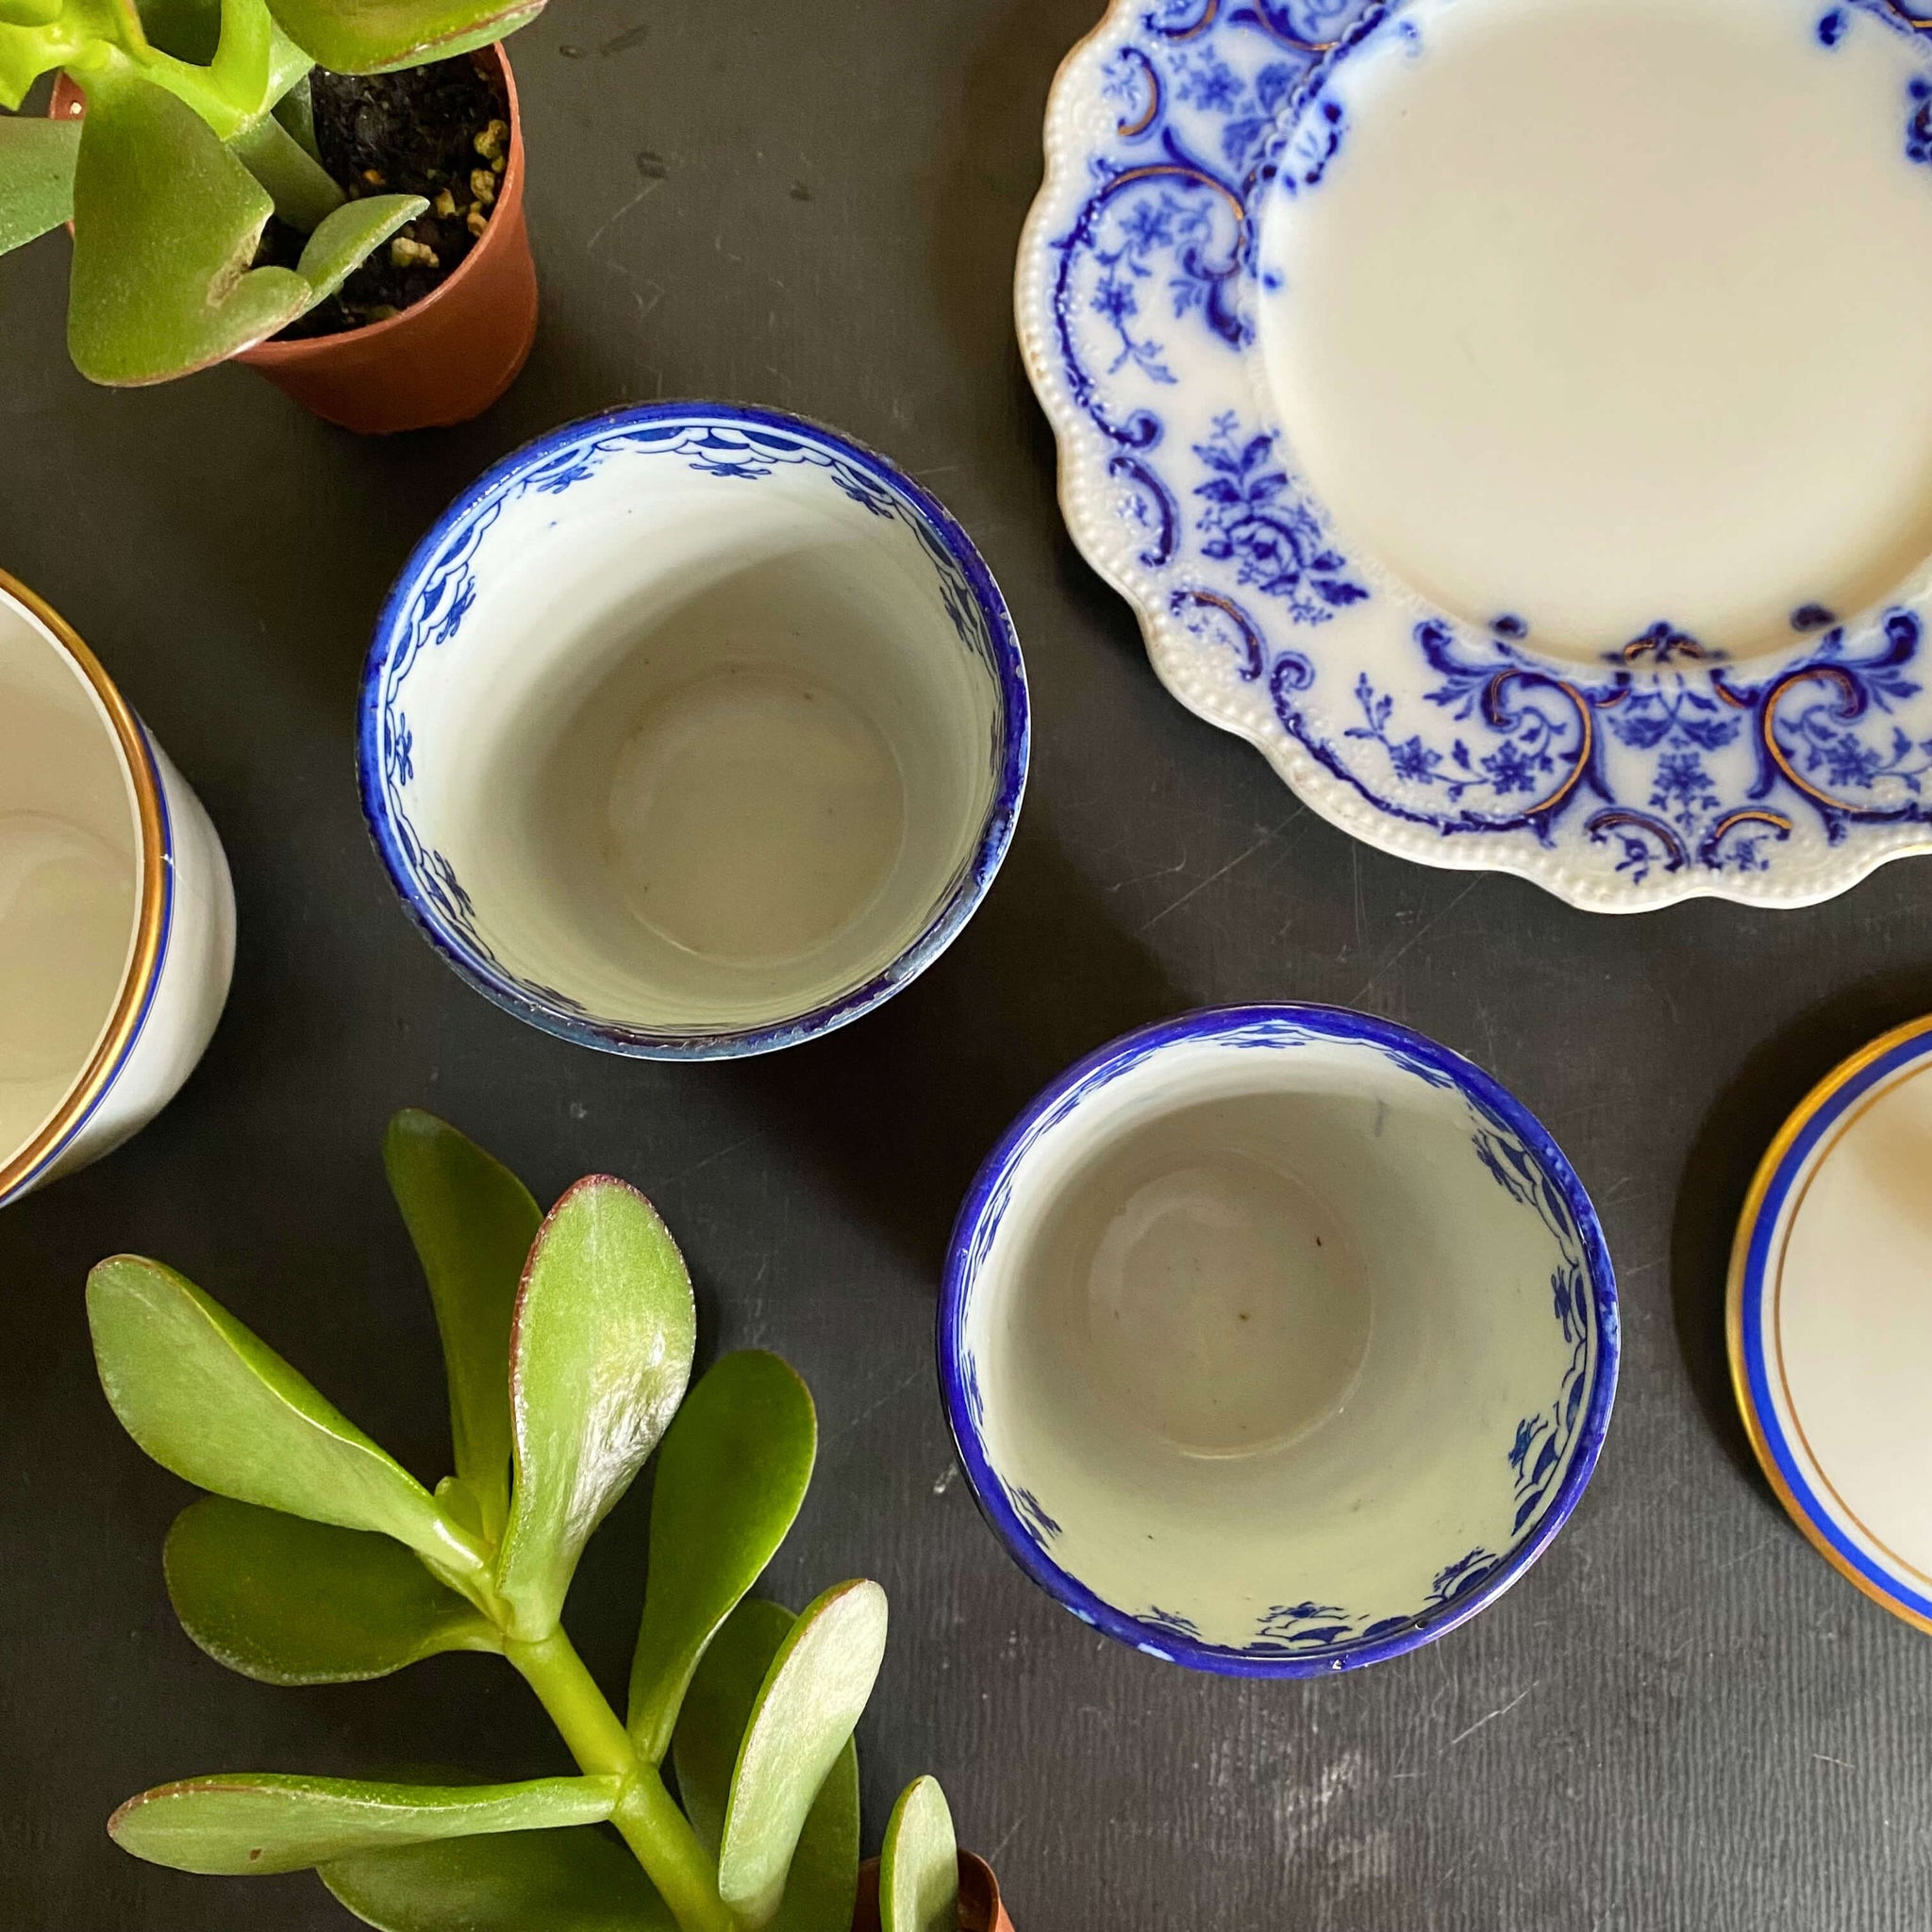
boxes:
[1730,1015,1932,1632]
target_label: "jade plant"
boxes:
[88,1109,966,1932]
[0,0,539,384]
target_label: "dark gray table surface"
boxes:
[5,4,1932,1925]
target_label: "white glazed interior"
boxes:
[0,590,141,1170]
[399,452,1001,1036]
[390,446,996,1042]
[1255,0,1932,665]
[1757,1052,1932,1592]
[962,1031,1588,1654]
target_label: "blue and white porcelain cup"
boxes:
[941,1006,1618,1674]
[0,572,235,1208]
[359,404,1028,1058]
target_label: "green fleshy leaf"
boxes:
[66,54,308,383]
[384,1110,541,1548]
[0,24,74,109]
[323,1826,677,1932]
[627,1351,817,1763]
[164,1496,499,1686]
[137,0,220,62]
[673,1600,860,1932]
[108,1774,621,1876]
[262,0,541,75]
[0,116,78,254]
[258,17,315,113]
[229,107,341,227]
[273,66,317,156]
[87,1256,463,1568]
[495,1177,695,1642]
[879,1779,958,1932]
[718,1583,886,1930]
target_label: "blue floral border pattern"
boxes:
[952,1009,1600,1662]
[373,422,997,1020]
[1022,0,1932,905]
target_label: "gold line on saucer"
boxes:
[1726,1014,1932,1635]
[0,569,169,1205]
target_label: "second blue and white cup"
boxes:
[359,404,1028,1058]
[941,1006,1619,1674]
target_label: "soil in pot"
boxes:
[257,56,509,338]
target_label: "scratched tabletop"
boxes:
[4,3,1932,1926]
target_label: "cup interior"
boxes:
[945,1009,1614,1671]
[0,588,142,1171]
[367,410,1023,1053]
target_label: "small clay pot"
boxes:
[852,1854,1013,1932]
[51,43,537,434]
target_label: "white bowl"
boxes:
[0,572,234,1207]
[941,1007,1618,1674]
[359,405,1028,1058]
[1731,1014,1932,1633]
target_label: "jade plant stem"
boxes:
[507,1632,737,1932]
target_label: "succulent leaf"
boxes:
[263,0,541,75]
[879,1779,958,1932]
[228,106,341,226]
[673,1599,861,1932]
[323,1825,677,1931]
[627,1350,817,1763]
[67,53,309,382]
[164,1495,499,1685]
[108,1774,622,1876]
[0,21,78,109]
[717,1583,887,1930]
[0,0,60,32]
[384,1109,541,1547]
[495,1176,696,1642]
[86,1255,466,1567]
[294,191,428,304]
[0,116,78,254]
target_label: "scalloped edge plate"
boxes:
[1017,0,1932,910]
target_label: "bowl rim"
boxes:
[0,569,174,1207]
[937,1001,1621,1677]
[1726,1011,1932,1635]
[357,399,1030,1060]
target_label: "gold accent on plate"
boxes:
[1705,807,1794,845]
[1758,664,1878,816]
[1159,0,1338,57]
[1725,1013,1932,1636]
[0,568,168,1204]
[1116,53,1160,137]
[1105,160,1249,228]
[1485,669,1593,819]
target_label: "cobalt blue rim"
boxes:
[357,400,1030,1061]
[938,1002,1621,1677]
[1729,1016,1932,1630]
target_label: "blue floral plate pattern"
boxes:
[1017,0,1932,908]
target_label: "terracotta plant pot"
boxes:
[51,42,537,434]
[852,1854,1014,1932]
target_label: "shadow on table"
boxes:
[918,0,1091,431]
[1670,961,1932,1493]
[724,825,1193,1285]
[921,0,1191,707]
